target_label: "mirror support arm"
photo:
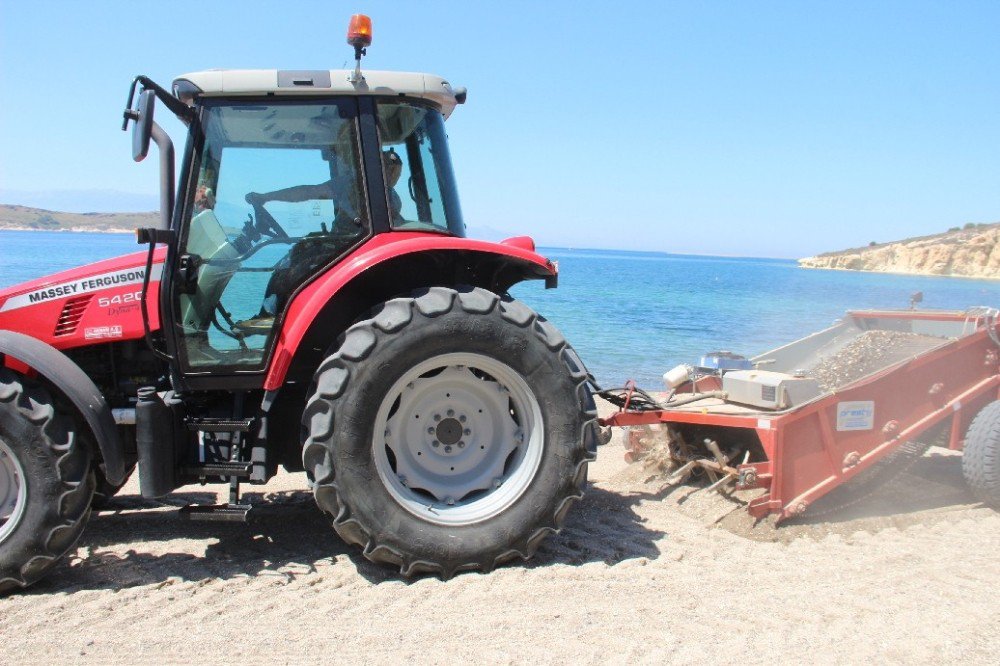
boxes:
[150,122,174,231]
[127,75,195,124]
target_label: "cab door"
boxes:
[169,98,372,377]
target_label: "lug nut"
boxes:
[459,415,467,423]
[457,441,465,448]
[432,440,440,448]
[463,428,471,436]
[427,427,435,434]
[434,414,441,421]
[444,445,452,453]
[447,409,455,417]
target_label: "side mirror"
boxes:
[132,90,156,162]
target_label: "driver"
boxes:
[383,148,404,223]
[193,185,216,214]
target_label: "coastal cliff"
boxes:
[799,223,999,280]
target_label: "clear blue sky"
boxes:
[1,1,997,258]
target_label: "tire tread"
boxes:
[963,400,1000,507]
[0,369,93,595]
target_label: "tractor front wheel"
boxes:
[302,286,596,577]
[0,368,94,594]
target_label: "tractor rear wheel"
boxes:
[963,400,1000,508]
[0,369,94,594]
[302,286,597,577]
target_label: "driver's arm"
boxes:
[246,181,334,205]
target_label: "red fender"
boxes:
[263,232,556,390]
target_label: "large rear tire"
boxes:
[963,400,1000,508]
[0,368,94,595]
[302,286,597,578]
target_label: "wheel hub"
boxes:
[384,364,517,500]
[435,417,463,447]
[374,352,544,526]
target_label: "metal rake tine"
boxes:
[665,460,697,482]
[705,473,736,494]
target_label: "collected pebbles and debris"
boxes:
[807,330,943,392]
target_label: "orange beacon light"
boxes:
[347,14,372,83]
[347,14,373,48]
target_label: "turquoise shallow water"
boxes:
[2,230,998,388]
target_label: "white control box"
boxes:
[722,370,823,410]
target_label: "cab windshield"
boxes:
[377,101,465,237]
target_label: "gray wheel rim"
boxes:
[373,352,544,527]
[0,438,26,544]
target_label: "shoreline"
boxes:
[799,263,1000,282]
[0,225,135,234]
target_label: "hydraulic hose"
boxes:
[596,385,728,412]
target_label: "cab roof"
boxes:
[172,69,465,118]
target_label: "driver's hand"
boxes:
[245,192,264,206]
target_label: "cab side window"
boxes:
[377,102,464,236]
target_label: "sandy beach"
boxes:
[1,398,997,664]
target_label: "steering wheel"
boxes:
[245,195,289,240]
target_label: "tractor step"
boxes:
[177,471,253,522]
[178,503,253,522]
[185,417,255,433]
[181,461,253,478]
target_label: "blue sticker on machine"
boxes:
[836,401,875,431]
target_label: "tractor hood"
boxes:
[0,249,165,350]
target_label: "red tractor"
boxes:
[0,16,597,592]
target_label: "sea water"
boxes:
[2,230,997,388]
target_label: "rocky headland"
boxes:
[0,204,157,233]
[799,223,999,280]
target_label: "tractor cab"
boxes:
[128,61,467,377]
[165,69,467,371]
[122,12,471,380]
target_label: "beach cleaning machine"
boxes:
[597,308,1000,520]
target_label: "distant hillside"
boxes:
[799,223,1000,280]
[0,204,158,233]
